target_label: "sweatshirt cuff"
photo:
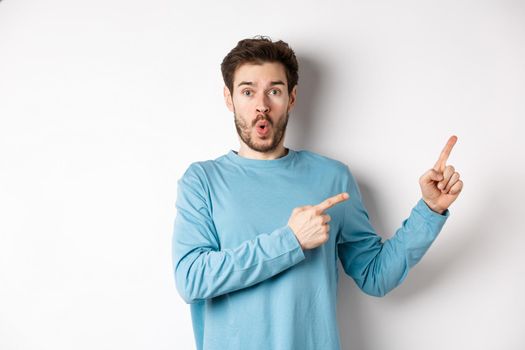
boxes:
[280,225,306,262]
[400,199,450,267]
[414,198,450,227]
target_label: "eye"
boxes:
[242,90,252,96]
[268,89,281,96]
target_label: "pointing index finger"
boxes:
[433,135,458,171]
[314,192,349,213]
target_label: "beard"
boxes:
[233,108,289,153]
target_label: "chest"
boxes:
[207,169,344,250]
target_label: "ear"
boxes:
[287,85,297,112]
[224,86,234,112]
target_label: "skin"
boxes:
[419,135,464,214]
[223,61,463,249]
[287,193,350,250]
[224,62,296,160]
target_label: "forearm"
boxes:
[173,225,305,304]
[358,198,449,296]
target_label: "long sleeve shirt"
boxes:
[171,148,449,350]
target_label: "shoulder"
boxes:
[296,149,360,194]
[295,149,351,175]
[178,153,229,186]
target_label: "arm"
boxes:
[337,166,449,297]
[172,164,305,304]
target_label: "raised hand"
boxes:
[288,193,349,250]
[419,135,464,214]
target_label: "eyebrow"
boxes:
[237,80,286,88]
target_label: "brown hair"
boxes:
[221,35,299,95]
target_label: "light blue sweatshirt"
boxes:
[172,148,449,350]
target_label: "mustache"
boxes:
[253,114,273,126]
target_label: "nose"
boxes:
[256,105,269,114]
[256,95,270,114]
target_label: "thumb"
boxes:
[420,168,444,184]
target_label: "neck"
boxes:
[237,143,288,160]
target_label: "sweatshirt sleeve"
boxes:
[172,163,306,304]
[337,166,449,297]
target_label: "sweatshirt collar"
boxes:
[226,148,296,168]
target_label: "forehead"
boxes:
[233,61,287,86]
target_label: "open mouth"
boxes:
[256,119,270,129]
[255,120,270,136]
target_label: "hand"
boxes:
[419,135,464,214]
[287,192,349,250]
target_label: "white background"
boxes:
[1,0,524,349]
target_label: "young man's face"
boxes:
[224,61,297,153]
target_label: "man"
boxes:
[172,36,463,350]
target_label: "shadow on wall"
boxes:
[289,51,491,349]
[336,180,382,350]
[286,54,328,150]
[337,178,494,349]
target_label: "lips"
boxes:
[255,119,271,136]
[256,120,269,129]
